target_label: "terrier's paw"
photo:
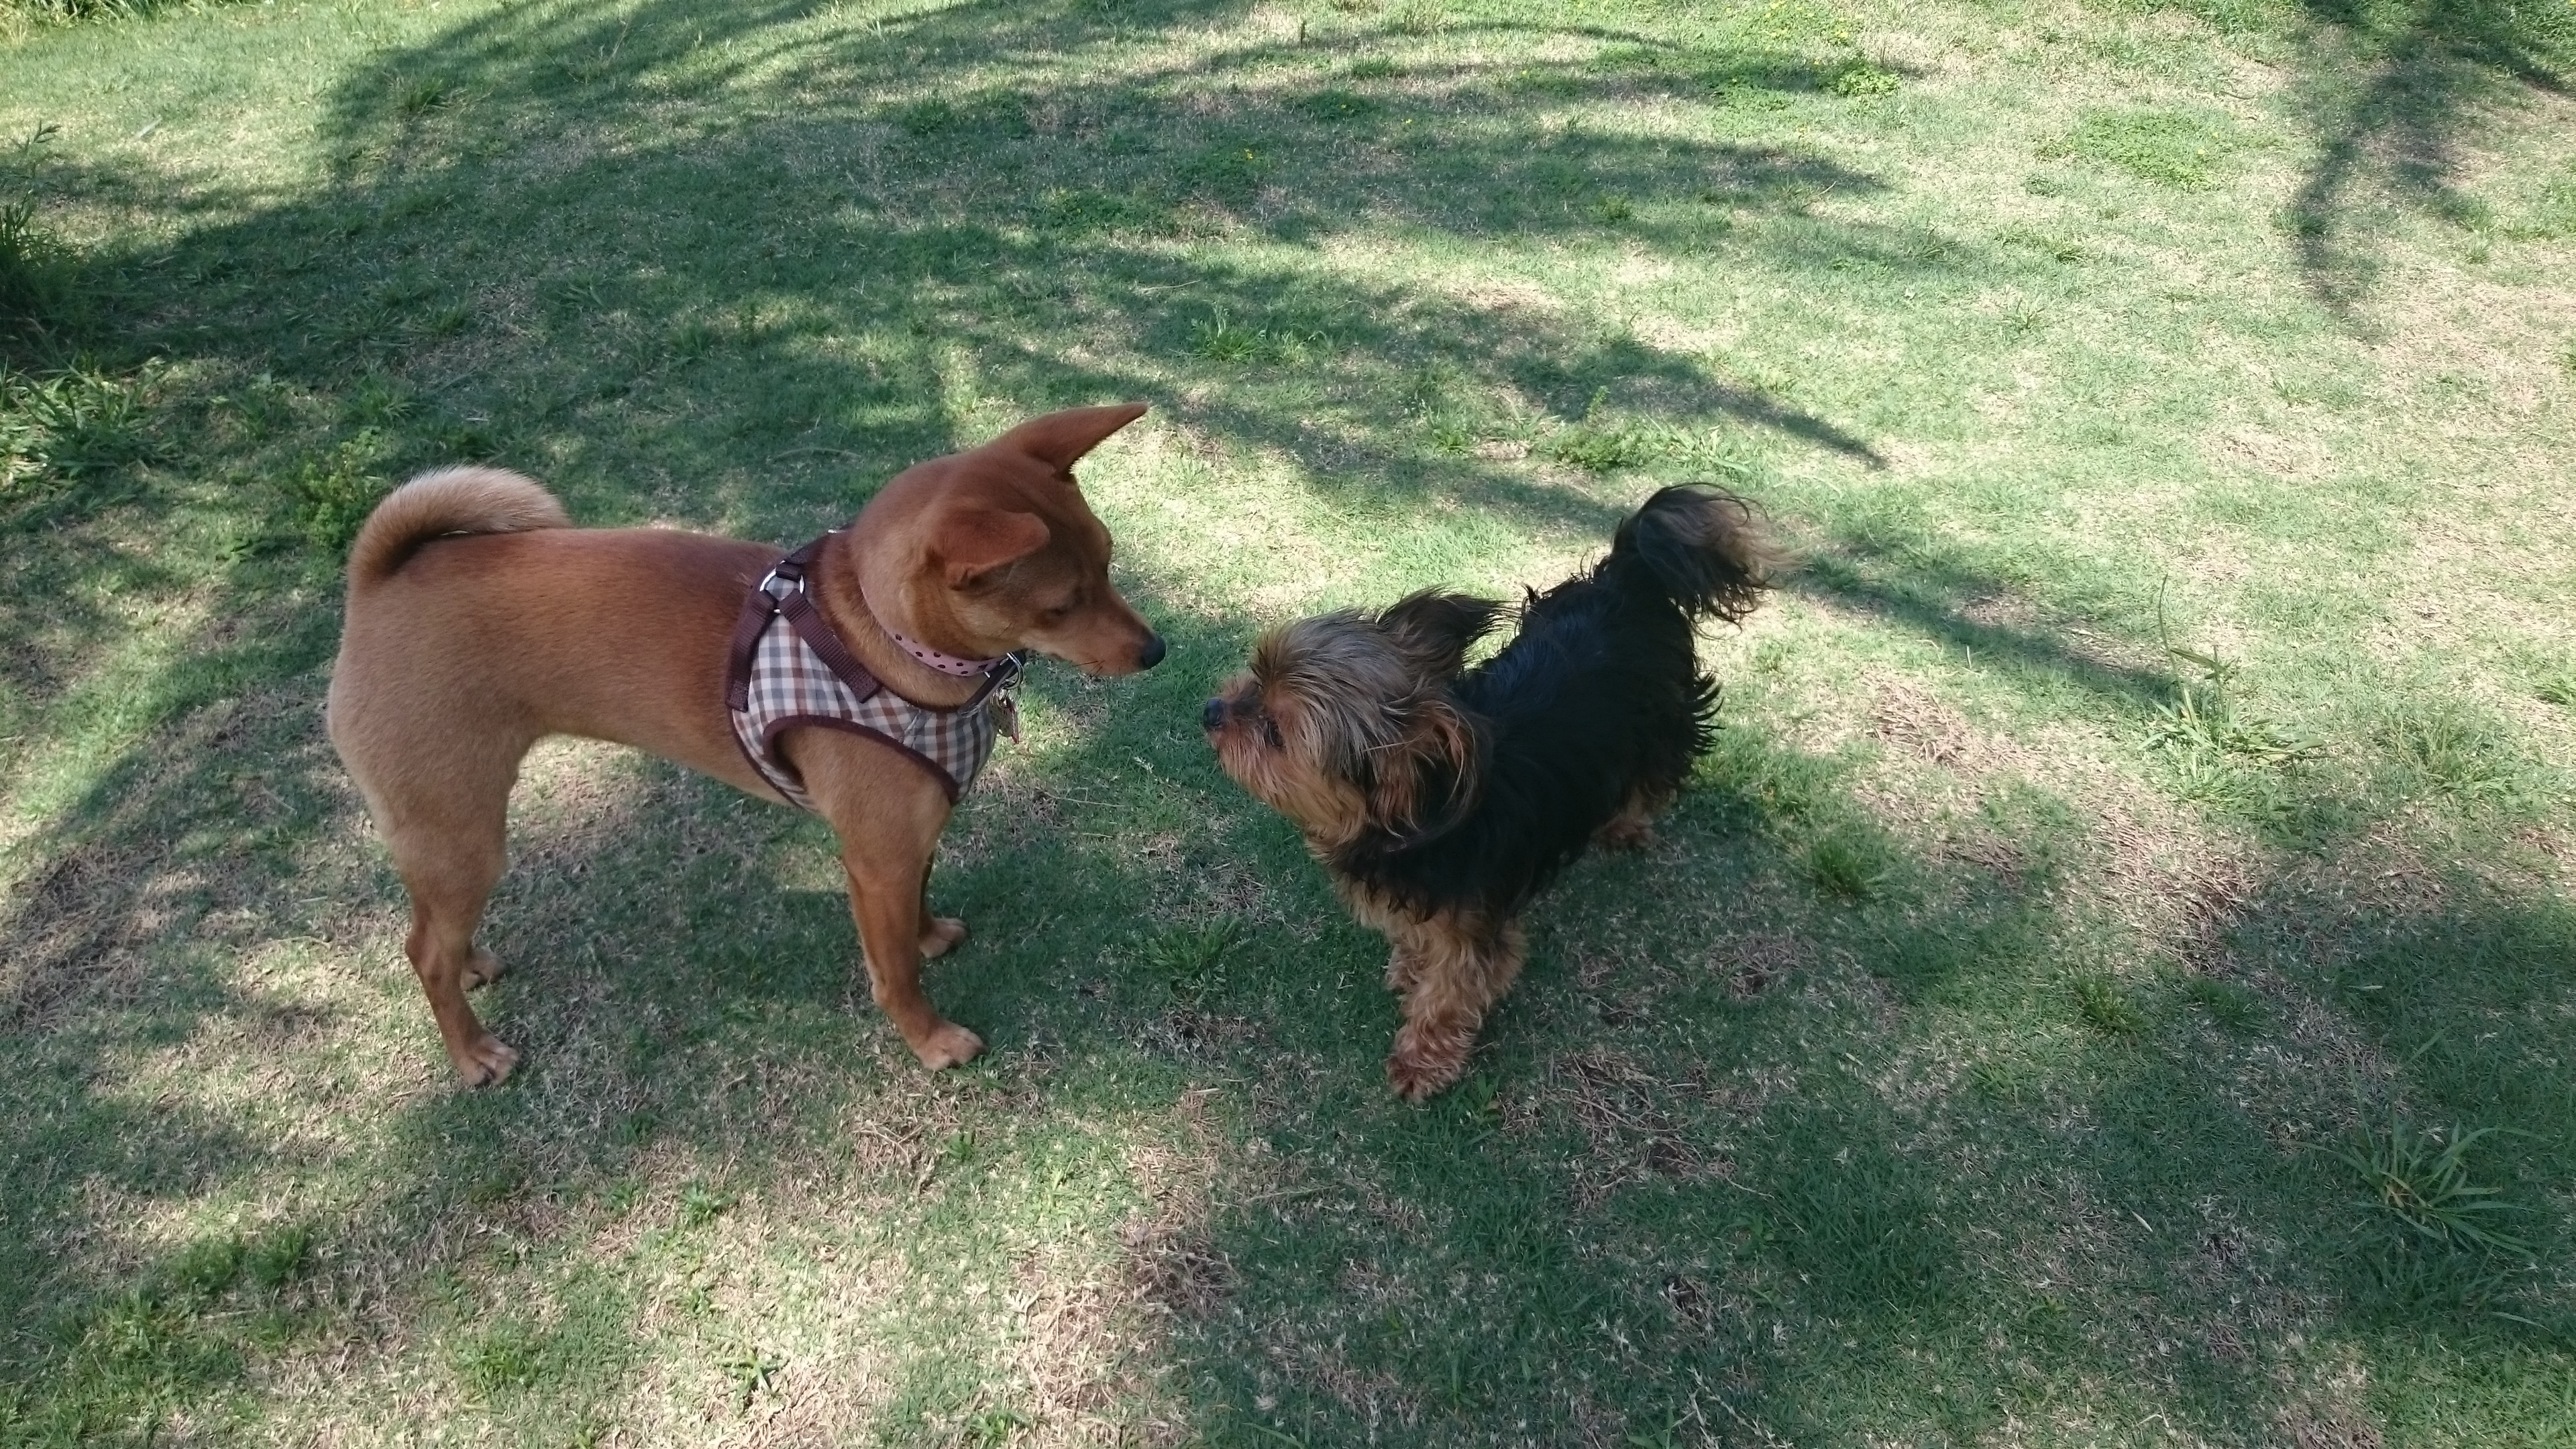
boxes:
[462,948,506,989]
[1592,817,1655,851]
[454,1034,519,1087]
[909,1020,985,1071]
[1385,947,1424,992]
[1387,1038,1468,1102]
[920,916,970,959]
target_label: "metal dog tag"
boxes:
[988,691,1022,744]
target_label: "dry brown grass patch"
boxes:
[1714,930,1802,1000]
[1116,1087,1231,1321]
[1002,1228,1196,1446]
[1868,672,1994,771]
[2273,1357,2385,1449]
[1545,1046,1740,1204]
[2210,423,2334,482]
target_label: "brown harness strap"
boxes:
[723,531,1022,808]
[725,534,845,712]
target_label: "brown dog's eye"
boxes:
[1040,605,1071,625]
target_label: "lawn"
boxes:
[2,0,2573,1440]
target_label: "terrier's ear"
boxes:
[1375,590,1502,681]
[932,508,1051,588]
[1366,698,1482,837]
[989,402,1151,474]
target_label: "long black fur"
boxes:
[1330,486,1768,918]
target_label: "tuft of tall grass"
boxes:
[2073,975,2145,1035]
[1187,309,1330,367]
[3,0,164,24]
[2380,698,2524,800]
[1802,824,1888,898]
[2324,1117,2530,1254]
[2149,649,2320,767]
[1140,918,1240,1002]
[1542,392,1762,478]
[1,361,166,499]
[2146,647,2318,821]
[0,196,82,333]
[279,430,388,551]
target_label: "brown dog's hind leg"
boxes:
[377,772,521,1087]
[1386,916,1527,1101]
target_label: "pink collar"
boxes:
[861,588,1008,678]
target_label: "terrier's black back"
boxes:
[1331,487,1765,918]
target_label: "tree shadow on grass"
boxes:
[5,483,2569,1442]
[5,0,1917,796]
[2282,0,2572,315]
[241,0,1898,515]
[1791,540,2174,710]
[4,0,2572,1441]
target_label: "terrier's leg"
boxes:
[1387,916,1527,1101]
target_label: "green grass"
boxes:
[2050,107,2244,189]
[1,0,2573,1442]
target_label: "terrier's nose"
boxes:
[1138,633,1168,670]
[1201,698,1226,732]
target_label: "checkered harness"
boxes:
[724,531,1022,811]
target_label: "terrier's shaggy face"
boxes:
[1202,597,1489,851]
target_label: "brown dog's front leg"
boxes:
[795,731,985,1071]
[843,849,984,1069]
[919,876,969,960]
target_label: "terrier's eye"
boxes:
[1261,716,1283,749]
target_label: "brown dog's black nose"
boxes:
[1139,633,1167,669]
[1201,697,1225,732]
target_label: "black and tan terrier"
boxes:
[1201,486,1772,1099]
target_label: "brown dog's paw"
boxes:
[453,1034,519,1087]
[1386,1040,1468,1102]
[908,1020,985,1070]
[462,948,506,989]
[919,916,969,959]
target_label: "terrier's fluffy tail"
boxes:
[345,466,571,592]
[1602,484,1774,624]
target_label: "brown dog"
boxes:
[327,405,1163,1086]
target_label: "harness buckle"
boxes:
[757,565,806,603]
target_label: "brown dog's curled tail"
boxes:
[345,466,572,592]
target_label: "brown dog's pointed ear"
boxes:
[1377,590,1501,681]
[991,402,1150,474]
[1367,699,1482,837]
[932,508,1051,588]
